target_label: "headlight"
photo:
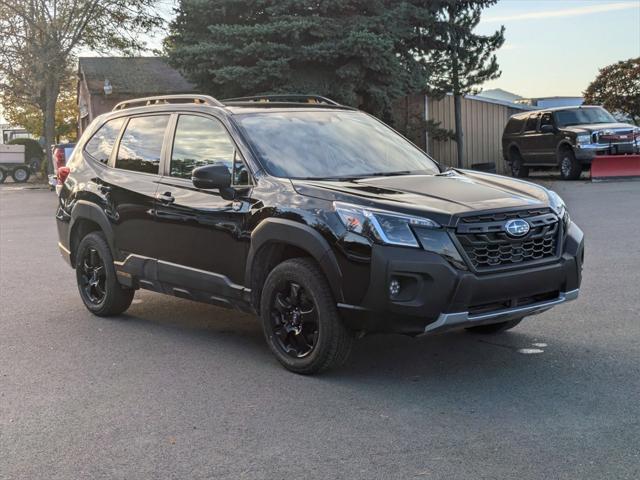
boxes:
[334,202,439,248]
[547,190,569,227]
[576,134,591,145]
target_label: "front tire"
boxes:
[75,232,134,316]
[559,149,581,180]
[260,258,353,374]
[466,318,523,334]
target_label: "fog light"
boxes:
[389,279,401,297]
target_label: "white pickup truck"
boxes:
[0,145,32,183]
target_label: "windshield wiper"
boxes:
[293,171,422,181]
[359,170,428,179]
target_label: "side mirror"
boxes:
[540,124,555,134]
[192,164,231,190]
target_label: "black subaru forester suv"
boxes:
[56,94,584,374]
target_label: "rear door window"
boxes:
[115,115,170,174]
[524,113,540,132]
[84,117,125,164]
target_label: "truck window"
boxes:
[524,113,540,132]
[85,117,125,164]
[504,116,525,135]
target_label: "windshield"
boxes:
[554,107,616,127]
[236,111,440,179]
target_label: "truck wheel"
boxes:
[75,232,134,316]
[509,150,529,178]
[11,166,30,183]
[466,318,523,334]
[0,169,6,184]
[559,149,581,180]
[260,257,353,374]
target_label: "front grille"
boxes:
[597,129,635,144]
[456,210,561,272]
[460,208,552,224]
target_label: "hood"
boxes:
[564,122,637,134]
[292,170,550,225]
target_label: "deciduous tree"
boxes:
[1,69,78,142]
[583,58,640,124]
[0,0,163,171]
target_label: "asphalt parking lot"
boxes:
[1,179,639,479]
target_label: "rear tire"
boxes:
[260,258,353,374]
[559,149,581,180]
[75,232,134,316]
[509,150,529,178]
[466,318,523,334]
[11,166,30,183]
[0,169,6,184]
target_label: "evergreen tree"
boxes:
[165,0,443,120]
[426,1,504,168]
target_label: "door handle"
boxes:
[158,192,175,204]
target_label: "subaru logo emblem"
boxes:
[504,219,530,238]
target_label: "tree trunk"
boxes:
[448,4,464,169]
[453,93,464,169]
[42,78,59,174]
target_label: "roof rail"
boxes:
[112,94,224,111]
[222,94,342,106]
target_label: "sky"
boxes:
[2,0,639,125]
[476,0,640,98]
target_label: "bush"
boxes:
[8,138,45,172]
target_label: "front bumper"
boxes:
[424,288,579,334]
[338,222,584,335]
[575,142,639,161]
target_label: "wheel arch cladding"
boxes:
[246,218,345,309]
[69,201,116,267]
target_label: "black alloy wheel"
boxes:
[75,232,134,316]
[79,247,107,305]
[270,281,319,358]
[260,258,353,374]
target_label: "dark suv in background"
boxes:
[502,105,639,180]
[56,94,584,374]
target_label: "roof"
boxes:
[78,57,196,96]
[477,88,523,103]
[465,94,533,111]
[519,96,584,101]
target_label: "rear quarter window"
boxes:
[504,116,525,135]
[84,117,126,164]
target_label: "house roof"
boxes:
[477,88,523,104]
[79,57,196,96]
[466,94,534,111]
